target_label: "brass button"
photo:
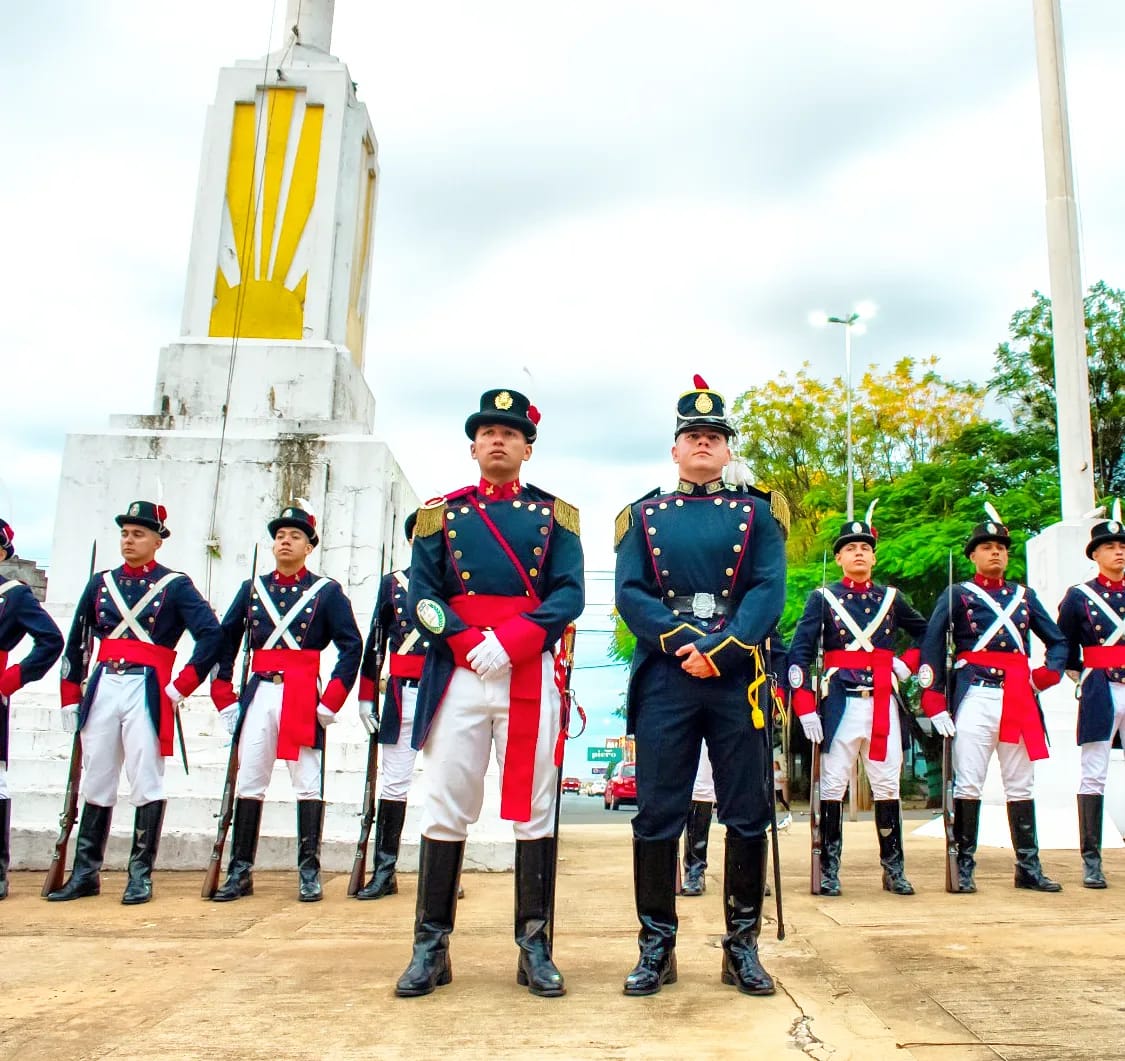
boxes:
[461,571,471,581]
[732,544,742,553]
[448,530,457,539]
[454,550,463,559]
[725,568,734,576]
[533,547,542,556]
[529,568,538,577]
[652,547,661,556]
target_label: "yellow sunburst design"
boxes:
[210,88,324,339]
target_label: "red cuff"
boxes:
[900,648,921,674]
[61,679,82,707]
[319,677,349,712]
[173,665,202,697]
[210,678,238,710]
[792,687,817,717]
[1031,666,1061,692]
[921,689,948,718]
[0,665,22,697]
[359,675,377,701]
[493,616,547,664]
[447,628,485,668]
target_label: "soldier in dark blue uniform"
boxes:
[1057,501,1125,888]
[0,518,64,898]
[919,505,1068,893]
[354,511,429,900]
[787,505,928,896]
[51,501,222,905]
[209,504,362,902]
[395,389,584,999]
[614,376,787,998]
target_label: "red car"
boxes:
[604,762,637,811]
[561,777,582,794]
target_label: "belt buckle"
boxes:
[271,674,284,685]
[691,592,716,620]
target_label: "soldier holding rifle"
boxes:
[209,504,361,902]
[50,501,221,905]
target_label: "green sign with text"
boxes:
[587,746,624,763]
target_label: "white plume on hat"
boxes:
[295,496,315,520]
[983,501,1003,525]
[864,498,878,527]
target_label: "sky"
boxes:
[6,1,1125,776]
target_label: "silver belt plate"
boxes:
[691,592,716,619]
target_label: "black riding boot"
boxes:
[122,800,166,905]
[953,798,980,893]
[395,836,464,997]
[356,799,406,900]
[875,799,914,895]
[819,800,843,896]
[721,834,775,995]
[297,800,325,902]
[1078,793,1107,888]
[1007,800,1061,892]
[623,837,678,996]
[212,798,263,902]
[680,800,713,897]
[514,837,566,997]
[47,803,113,901]
[0,798,10,900]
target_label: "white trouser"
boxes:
[235,682,322,800]
[691,741,715,802]
[820,695,903,801]
[81,672,165,807]
[1079,682,1125,795]
[0,763,8,800]
[380,683,419,801]
[421,653,560,842]
[953,684,1034,800]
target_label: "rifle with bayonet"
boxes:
[43,541,96,897]
[942,550,958,893]
[548,623,584,943]
[809,551,828,896]
[202,545,258,899]
[762,637,785,940]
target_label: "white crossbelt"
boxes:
[961,581,1026,654]
[0,579,20,598]
[819,587,896,688]
[1075,584,1125,687]
[256,575,331,650]
[103,571,183,642]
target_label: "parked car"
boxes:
[604,762,637,810]
[561,776,582,794]
[587,778,606,797]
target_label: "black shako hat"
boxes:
[268,504,319,547]
[465,389,540,443]
[964,501,1011,558]
[675,375,735,438]
[116,501,170,539]
[833,500,879,553]
[0,518,14,560]
[404,511,418,541]
[1086,499,1125,559]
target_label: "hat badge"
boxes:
[494,391,514,411]
[985,522,997,534]
[129,503,140,516]
[1110,521,1122,533]
[694,392,714,414]
[851,521,862,533]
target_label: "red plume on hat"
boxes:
[528,405,541,426]
[693,374,708,389]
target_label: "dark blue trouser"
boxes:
[631,657,770,842]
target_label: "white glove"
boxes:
[359,700,378,736]
[317,704,337,729]
[61,704,79,734]
[931,710,956,738]
[891,657,913,681]
[164,680,185,705]
[799,712,824,744]
[219,704,240,736]
[466,630,511,679]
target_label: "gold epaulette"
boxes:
[553,497,580,537]
[614,505,632,551]
[769,490,791,540]
[413,501,445,539]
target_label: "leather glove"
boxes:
[317,704,337,729]
[219,704,240,736]
[359,700,378,736]
[164,680,185,705]
[61,704,79,734]
[931,710,956,738]
[466,630,511,679]
[891,656,913,681]
[1031,667,1061,693]
[799,712,824,744]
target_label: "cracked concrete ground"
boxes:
[2,820,1120,1060]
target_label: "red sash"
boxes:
[450,593,543,823]
[825,647,895,761]
[252,648,320,761]
[958,650,1048,760]
[1083,645,1125,669]
[97,639,177,756]
[389,654,425,679]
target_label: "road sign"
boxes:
[590,766,606,776]
[588,746,623,764]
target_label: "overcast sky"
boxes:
[7,2,1125,763]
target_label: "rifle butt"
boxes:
[201,847,224,899]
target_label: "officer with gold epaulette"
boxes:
[1057,499,1125,888]
[614,375,787,998]
[394,388,584,1000]
[209,503,362,903]
[0,518,64,899]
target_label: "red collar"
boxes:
[272,567,308,586]
[1096,573,1125,591]
[973,574,1005,589]
[121,561,157,577]
[841,577,873,591]
[478,478,521,500]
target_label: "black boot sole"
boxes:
[121,888,153,906]
[721,968,776,996]
[212,881,253,902]
[882,877,915,895]
[395,962,452,997]
[46,881,100,902]
[516,958,566,997]
[623,958,677,996]
[355,879,398,900]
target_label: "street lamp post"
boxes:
[809,304,876,520]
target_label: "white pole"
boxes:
[1032,0,1096,518]
[285,0,335,53]
[845,322,855,520]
